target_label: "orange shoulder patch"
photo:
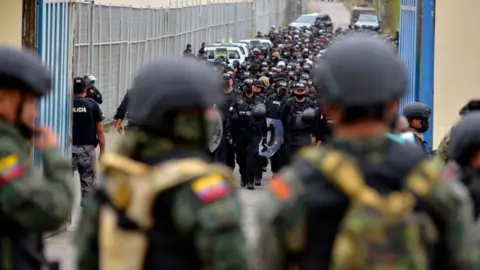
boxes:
[268,178,292,201]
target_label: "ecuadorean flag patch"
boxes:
[0,154,23,186]
[192,174,229,203]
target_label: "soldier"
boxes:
[437,99,480,162]
[0,46,74,269]
[402,102,432,154]
[257,33,476,270]
[75,57,249,270]
[445,111,480,267]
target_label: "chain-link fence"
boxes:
[73,0,306,120]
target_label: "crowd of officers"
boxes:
[0,22,479,270]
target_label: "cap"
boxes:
[73,77,86,93]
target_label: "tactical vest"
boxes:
[294,141,431,269]
[98,153,235,270]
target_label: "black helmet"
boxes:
[459,99,480,116]
[252,104,267,122]
[128,57,223,131]
[0,46,51,97]
[312,33,405,106]
[403,102,431,119]
[448,112,480,166]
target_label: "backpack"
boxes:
[300,147,438,270]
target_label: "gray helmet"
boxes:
[128,57,223,130]
[0,46,51,97]
[312,33,405,106]
[448,112,480,165]
[403,102,431,119]
[84,74,96,85]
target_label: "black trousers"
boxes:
[270,146,282,173]
[234,136,261,184]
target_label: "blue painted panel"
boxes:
[398,0,419,114]
[35,0,73,165]
[420,0,435,147]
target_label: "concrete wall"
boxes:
[0,0,23,47]
[433,0,480,147]
[94,0,250,8]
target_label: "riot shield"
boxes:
[258,118,284,158]
[208,110,223,153]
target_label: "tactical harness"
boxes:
[98,153,235,270]
[298,147,440,270]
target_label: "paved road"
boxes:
[44,2,350,269]
[309,0,350,28]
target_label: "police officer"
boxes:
[84,74,103,104]
[266,80,288,176]
[402,102,431,154]
[113,90,138,132]
[72,77,105,206]
[214,74,238,168]
[437,99,480,162]
[75,57,249,270]
[257,33,476,270]
[228,83,266,189]
[0,46,74,269]
[252,79,267,102]
[280,81,316,166]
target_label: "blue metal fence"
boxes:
[35,0,74,164]
[398,0,420,113]
[420,0,435,147]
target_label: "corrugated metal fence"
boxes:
[72,0,302,121]
[398,0,420,112]
[35,0,74,164]
[35,0,307,160]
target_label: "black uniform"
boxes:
[114,91,136,130]
[86,86,103,104]
[228,95,265,188]
[266,91,287,173]
[281,96,316,166]
[214,89,238,168]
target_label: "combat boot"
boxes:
[240,176,247,188]
[247,182,255,190]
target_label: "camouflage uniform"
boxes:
[437,129,451,162]
[0,47,74,270]
[75,57,250,270]
[72,144,97,205]
[257,34,478,270]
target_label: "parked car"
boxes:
[353,13,380,31]
[288,13,332,29]
[239,38,273,50]
[205,46,246,66]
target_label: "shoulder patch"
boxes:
[192,174,229,203]
[268,177,292,201]
[0,154,23,186]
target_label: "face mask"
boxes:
[294,93,305,99]
[417,119,429,133]
[278,89,286,96]
[245,88,253,95]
